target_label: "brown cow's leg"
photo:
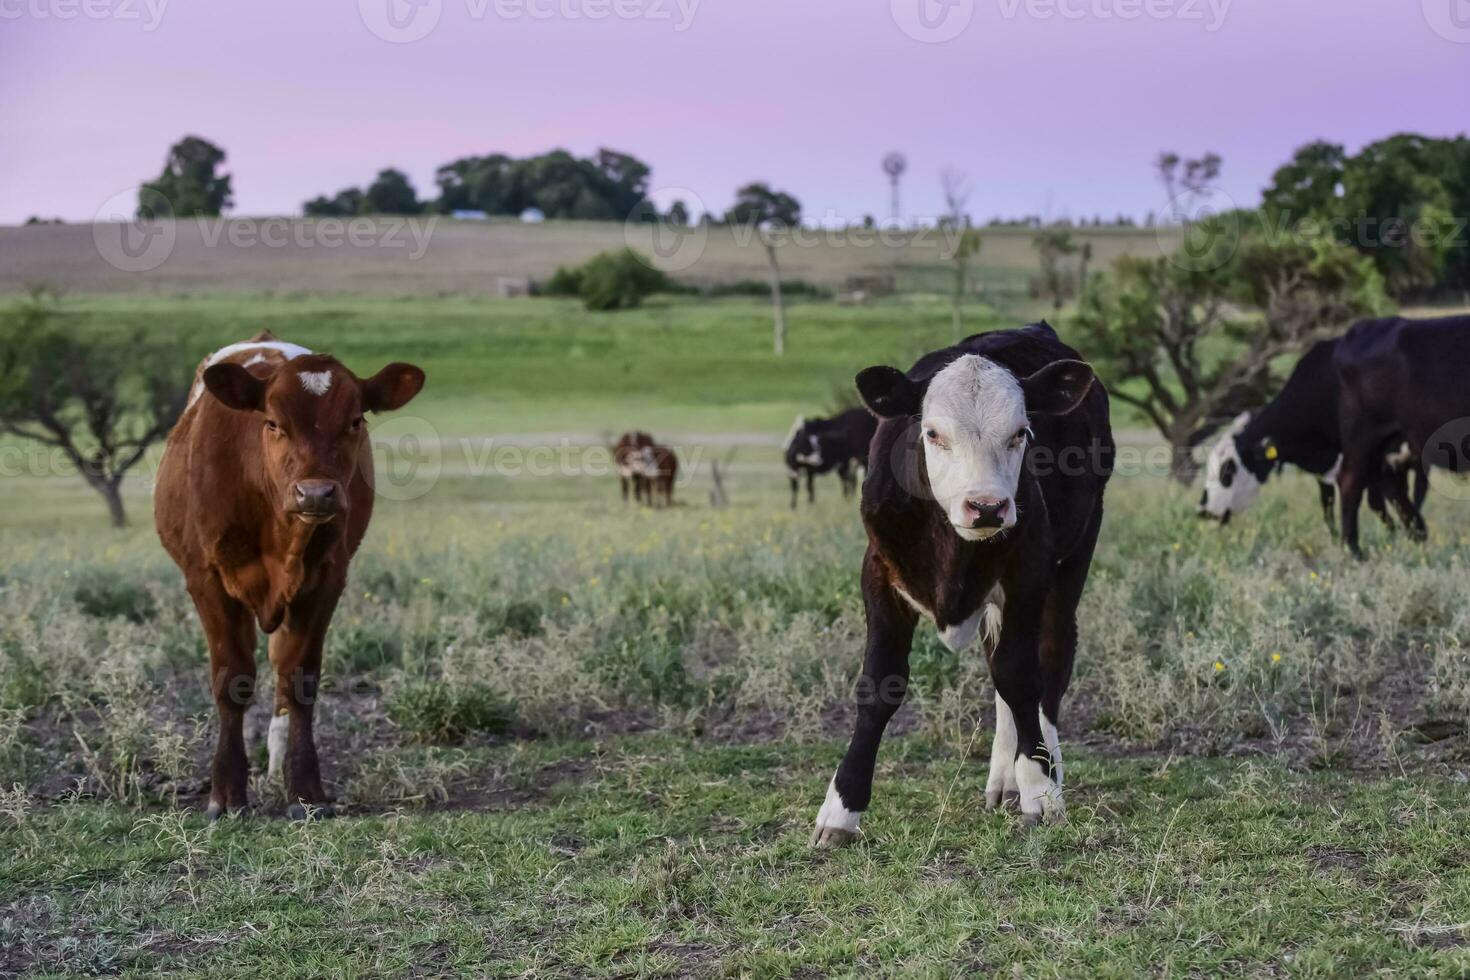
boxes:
[270,595,338,819]
[191,575,257,819]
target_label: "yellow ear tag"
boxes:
[1264,445,1278,460]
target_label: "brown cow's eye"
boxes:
[350,416,365,432]
[264,419,280,434]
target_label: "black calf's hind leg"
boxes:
[1384,468,1428,542]
[813,552,917,848]
[806,470,816,505]
[1318,481,1338,537]
[1367,485,1395,533]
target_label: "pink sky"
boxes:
[2,0,1466,225]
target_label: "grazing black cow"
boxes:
[1336,314,1470,558]
[811,322,1112,846]
[1198,337,1428,535]
[783,407,877,508]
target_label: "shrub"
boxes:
[73,569,157,623]
[544,248,670,311]
[386,680,514,743]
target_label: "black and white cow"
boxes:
[1199,336,1428,535]
[1336,314,1470,558]
[812,322,1112,846]
[783,408,878,508]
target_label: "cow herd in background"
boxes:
[1200,314,1467,557]
[155,313,1469,839]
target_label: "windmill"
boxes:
[882,152,907,223]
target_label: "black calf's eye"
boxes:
[1220,459,1236,487]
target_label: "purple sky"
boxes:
[2,0,1466,226]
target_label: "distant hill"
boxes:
[0,217,1179,297]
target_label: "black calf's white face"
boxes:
[1199,413,1262,521]
[857,354,1095,542]
[922,357,1032,540]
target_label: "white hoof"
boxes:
[811,776,862,848]
[266,712,288,781]
[1014,754,1064,823]
[985,693,1018,808]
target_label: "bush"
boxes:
[544,248,671,311]
[387,680,514,743]
[73,569,157,623]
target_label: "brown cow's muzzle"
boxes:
[290,479,342,524]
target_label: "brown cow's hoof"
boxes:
[205,802,245,822]
[810,825,858,849]
[286,802,336,822]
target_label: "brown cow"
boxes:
[637,443,679,508]
[154,332,424,819]
[613,430,655,504]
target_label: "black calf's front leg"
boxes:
[813,554,916,848]
[988,595,1059,826]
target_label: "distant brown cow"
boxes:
[638,443,678,508]
[613,430,655,504]
[154,332,424,819]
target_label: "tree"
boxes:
[726,183,801,355]
[363,169,422,215]
[304,187,365,217]
[1156,151,1221,223]
[1074,215,1389,481]
[1033,229,1076,312]
[940,168,981,337]
[666,200,690,225]
[138,135,233,218]
[1261,134,1470,298]
[0,289,191,526]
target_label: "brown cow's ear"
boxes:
[202,363,268,412]
[363,363,425,413]
[1021,359,1095,416]
[856,366,921,418]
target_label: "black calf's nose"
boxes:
[966,497,1009,528]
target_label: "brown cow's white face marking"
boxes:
[921,355,1030,541]
[299,370,334,396]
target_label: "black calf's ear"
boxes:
[363,363,426,413]
[856,366,921,418]
[202,363,268,413]
[1021,359,1095,416]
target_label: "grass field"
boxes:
[4,287,1470,975]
